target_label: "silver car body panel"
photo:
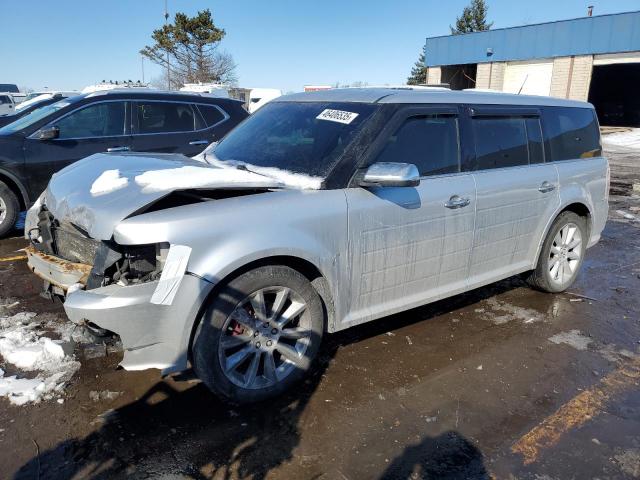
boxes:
[279,87,590,108]
[24,90,608,374]
[467,163,560,288]
[41,152,291,240]
[64,275,211,373]
[342,174,476,329]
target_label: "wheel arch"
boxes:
[0,168,29,210]
[185,255,335,367]
[533,201,592,267]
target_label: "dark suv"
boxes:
[0,89,248,235]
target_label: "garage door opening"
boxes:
[440,64,477,90]
[588,63,640,127]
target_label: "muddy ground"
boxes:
[1,148,639,480]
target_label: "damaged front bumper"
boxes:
[25,245,91,293]
[64,274,212,374]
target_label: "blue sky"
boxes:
[3,0,639,93]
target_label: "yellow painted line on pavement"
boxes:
[512,356,640,464]
[0,254,27,262]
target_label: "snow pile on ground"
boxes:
[602,129,640,151]
[0,312,80,406]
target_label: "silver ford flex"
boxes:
[25,88,608,403]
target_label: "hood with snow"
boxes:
[40,152,322,240]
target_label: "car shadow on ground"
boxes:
[13,277,522,479]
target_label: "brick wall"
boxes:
[568,55,593,101]
[475,62,506,90]
[550,55,593,100]
[426,66,441,85]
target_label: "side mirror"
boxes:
[359,162,420,188]
[35,126,59,141]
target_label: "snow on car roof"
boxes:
[277,87,593,108]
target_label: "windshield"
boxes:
[213,101,377,179]
[0,99,71,135]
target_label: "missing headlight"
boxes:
[88,242,170,289]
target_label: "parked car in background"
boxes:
[0,92,78,128]
[23,88,607,403]
[0,89,248,235]
[229,87,282,113]
[0,94,16,115]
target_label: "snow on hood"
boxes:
[193,144,323,190]
[135,165,284,193]
[44,152,319,240]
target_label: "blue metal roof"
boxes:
[424,11,640,67]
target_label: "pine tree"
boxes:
[140,9,237,89]
[450,0,493,35]
[407,51,428,85]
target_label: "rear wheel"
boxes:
[193,265,324,404]
[0,181,19,237]
[526,211,587,293]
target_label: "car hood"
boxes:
[43,152,295,240]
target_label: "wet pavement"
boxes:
[0,149,639,479]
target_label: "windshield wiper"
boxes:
[234,163,273,179]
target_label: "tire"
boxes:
[526,211,588,293]
[193,265,324,404]
[0,181,19,238]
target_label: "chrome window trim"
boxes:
[28,98,229,141]
[27,99,129,141]
[131,99,229,137]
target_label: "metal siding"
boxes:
[425,11,640,66]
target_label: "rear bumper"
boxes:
[64,274,212,374]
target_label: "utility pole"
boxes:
[164,0,170,90]
[141,55,145,84]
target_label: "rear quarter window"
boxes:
[197,104,226,127]
[542,107,601,160]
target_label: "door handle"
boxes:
[538,181,556,193]
[444,195,471,209]
[188,140,209,146]
[106,146,130,152]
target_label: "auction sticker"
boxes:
[316,109,359,124]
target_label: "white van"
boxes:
[0,94,15,115]
[229,88,282,113]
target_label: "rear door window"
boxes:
[375,114,460,176]
[472,117,529,169]
[55,102,126,139]
[136,102,197,134]
[542,107,601,160]
[196,104,226,127]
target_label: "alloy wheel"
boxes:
[548,222,583,287]
[218,286,312,389]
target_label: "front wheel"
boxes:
[526,211,587,293]
[193,265,324,404]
